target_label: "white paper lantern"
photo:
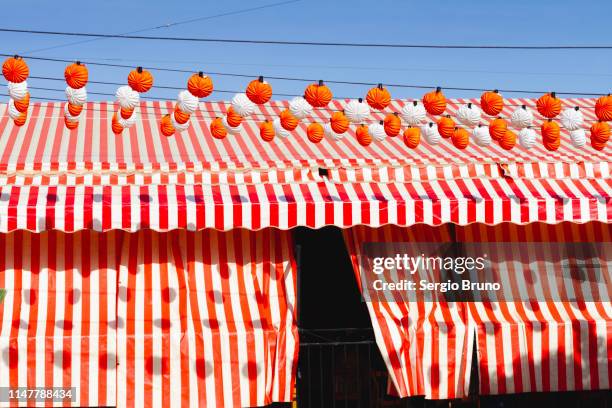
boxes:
[472,125,491,146]
[8,81,28,100]
[518,127,537,149]
[115,86,138,109]
[400,101,427,125]
[66,86,88,106]
[289,96,313,120]
[510,105,534,129]
[344,99,370,123]
[118,111,137,128]
[559,107,584,131]
[368,121,386,141]
[569,128,587,147]
[273,118,291,138]
[177,90,199,114]
[231,93,256,117]
[7,99,20,119]
[457,103,482,126]
[421,122,441,145]
[222,116,241,135]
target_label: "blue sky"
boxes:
[3,0,611,101]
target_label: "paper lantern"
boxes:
[489,118,508,141]
[173,106,190,124]
[7,81,28,100]
[231,93,256,117]
[510,105,534,129]
[171,114,190,132]
[456,103,481,126]
[324,123,340,140]
[436,115,455,138]
[280,109,298,131]
[66,86,88,106]
[451,128,469,149]
[499,129,517,150]
[400,101,427,126]
[541,120,561,142]
[259,121,275,142]
[559,107,583,131]
[518,128,537,149]
[127,67,153,93]
[226,107,243,128]
[368,121,386,142]
[273,118,291,138]
[356,124,372,146]
[591,139,607,151]
[64,62,88,89]
[345,98,370,123]
[330,111,349,134]
[536,92,561,119]
[118,112,137,128]
[187,72,213,98]
[307,123,324,143]
[115,86,139,109]
[289,96,313,119]
[590,121,610,144]
[569,129,587,147]
[222,116,242,135]
[544,138,561,151]
[7,99,20,119]
[64,117,79,130]
[365,83,391,110]
[421,122,441,145]
[594,94,612,122]
[13,111,27,126]
[160,114,175,136]
[480,90,504,116]
[304,80,333,108]
[2,56,29,83]
[246,76,272,105]
[111,113,123,135]
[210,118,227,139]
[67,102,83,117]
[472,125,491,146]
[422,87,446,115]
[14,93,30,113]
[403,127,420,148]
[177,90,199,114]
[383,113,401,137]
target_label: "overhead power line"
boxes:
[22,0,300,55]
[0,53,605,96]
[2,27,612,49]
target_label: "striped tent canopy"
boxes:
[0,98,609,232]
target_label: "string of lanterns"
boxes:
[1,56,610,151]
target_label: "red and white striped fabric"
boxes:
[0,230,118,407]
[0,176,609,232]
[457,222,611,395]
[0,228,297,407]
[343,222,611,399]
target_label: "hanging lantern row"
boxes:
[2,55,30,126]
[112,67,154,135]
[63,62,89,129]
[160,72,214,137]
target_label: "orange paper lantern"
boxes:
[356,124,372,146]
[67,103,83,117]
[120,107,134,120]
[2,56,29,83]
[489,118,508,141]
[259,120,275,142]
[187,72,213,98]
[590,121,610,144]
[437,115,455,138]
[451,128,470,149]
[330,111,349,134]
[14,93,30,113]
[280,109,298,131]
[383,112,401,137]
[422,87,446,115]
[499,129,517,150]
[173,106,191,124]
[64,117,79,130]
[541,120,560,142]
[226,107,243,128]
[307,123,324,143]
[246,76,272,105]
[13,111,27,127]
[127,67,154,93]
[366,83,391,110]
[111,113,124,135]
[594,94,612,122]
[480,90,504,116]
[536,92,561,119]
[160,114,175,137]
[210,117,227,139]
[64,62,89,89]
[403,127,420,148]
[304,80,333,108]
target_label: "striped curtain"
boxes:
[343,222,611,399]
[0,228,298,407]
